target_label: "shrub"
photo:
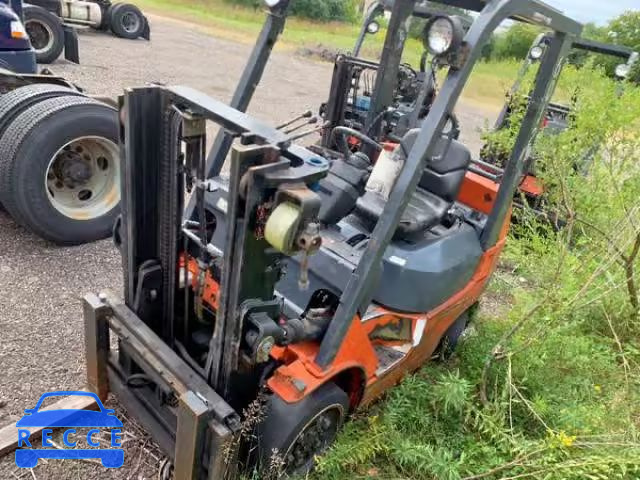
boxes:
[223,0,358,22]
[492,23,542,60]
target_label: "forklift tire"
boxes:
[109,3,145,39]
[256,382,349,476]
[24,5,64,64]
[0,95,120,245]
[435,311,470,360]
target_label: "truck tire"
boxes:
[255,383,349,476]
[109,3,145,39]
[0,95,120,245]
[0,84,83,211]
[24,5,64,64]
[0,83,82,134]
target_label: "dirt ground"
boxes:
[0,14,493,479]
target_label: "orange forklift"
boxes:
[82,0,581,477]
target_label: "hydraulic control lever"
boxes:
[277,109,313,130]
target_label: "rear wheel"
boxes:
[435,311,471,360]
[0,95,120,244]
[24,5,64,64]
[256,383,349,476]
[109,3,145,39]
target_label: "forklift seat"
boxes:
[355,130,471,237]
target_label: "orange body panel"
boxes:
[458,171,500,214]
[519,174,544,197]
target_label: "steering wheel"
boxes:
[331,126,382,160]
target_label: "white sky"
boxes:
[544,0,638,24]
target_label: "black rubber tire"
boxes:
[0,95,119,245]
[0,83,83,134]
[0,84,83,211]
[24,5,64,64]
[255,383,349,476]
[436,311,470,360]
[109,3,145,39]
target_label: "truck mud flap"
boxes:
[142,16,150,40]
[63,25,79,64]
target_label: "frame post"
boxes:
[204,2,291,179]
[481,31,574,249]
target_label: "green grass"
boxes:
[131,0,518,109]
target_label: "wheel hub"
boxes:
[45,136,120,220]
[58,153,92,186]
[25,20,53,53]
[285,409,339,472]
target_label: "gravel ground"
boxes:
[0,14,493,479]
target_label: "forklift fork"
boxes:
[83,292,240,480]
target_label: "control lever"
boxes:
[276,109,313,130]
[277,121,330,149]
[283,116,318,135]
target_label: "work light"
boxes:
[424,15,464,57]
[529,45,544,60]
[367,20,380,34]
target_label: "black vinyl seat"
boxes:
[355,129,471,238]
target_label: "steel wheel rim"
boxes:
[25,19,54,54]
[45,136,120,220]
[121,11,140,33]
[283,403,343,474]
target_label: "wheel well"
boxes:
[329,367,365,411]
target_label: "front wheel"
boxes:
[255,383,349,477]
[0,95,120,245]
[24,5,64,64]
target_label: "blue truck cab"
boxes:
[0,0,36,72]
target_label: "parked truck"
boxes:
[24,0,149,64]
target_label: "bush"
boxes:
[223,0,359,22]
[492,23,542,60]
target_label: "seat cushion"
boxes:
[355,130,471,238]
[355,189,449,235]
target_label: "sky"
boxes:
[545,0,638,25]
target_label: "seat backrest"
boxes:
[400,129,471,202]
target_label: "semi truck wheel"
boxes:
[0,84,83,133]
[109,3,145,39]
[24,5,64,64]
[256,383,349,476]
[0,84,84,211]
[0,95,120,245]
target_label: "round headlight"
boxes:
[615,63,631,79]
[366,20,380,35]
[529,45,544,60]
[263,0,282,7]
[424,16,464,57]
